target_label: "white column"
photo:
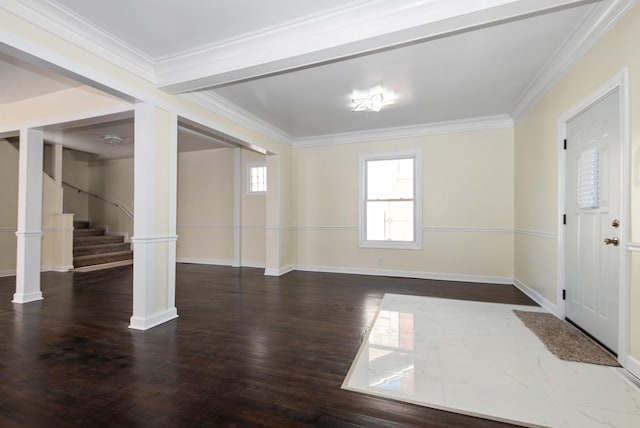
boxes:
[264,154,281,276]
[13,128,44,304]
[232,148,242,267]
[129,103,178,330]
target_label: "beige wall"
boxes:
[175,147,267,267]
[88,158,134,238]
[177,148,234,264]
[292,127,515,281]
[62,149,90,219]
[0,140,19,275]
[241,150,267,267]
[514,3,640,361]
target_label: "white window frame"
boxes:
[359,150,422,249]
[247,162,267,194]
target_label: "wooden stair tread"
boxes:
[73,242,131,257]
[72,259,133,272]
[74,235,125,247]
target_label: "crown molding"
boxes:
[0,0,156,82]
[292,115,514,148]
[182,91,293,146]
[511,0,636,121]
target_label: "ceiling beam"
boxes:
[156,0,597,93]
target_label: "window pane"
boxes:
[249,166,267,192]
[367,158,413,200]
[366,201,414,241]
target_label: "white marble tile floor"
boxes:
[342,294,640,428]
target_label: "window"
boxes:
[360,151,421,249]
[248,163,267,194]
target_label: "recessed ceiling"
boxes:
[212,3,594,137]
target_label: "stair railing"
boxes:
[62,181,134,221]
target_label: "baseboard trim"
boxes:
[513,278,558,316]
[0,269,16,278]
[265,265,295,276]
[626,356,640,381]
[293,265,513,284]
[12,291,44,304]
[42,265,73,273]
[177,257,233,266]
[129,308,178,331]
[177,258,266,269]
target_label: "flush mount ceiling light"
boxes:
[351,86,398,112]
[102,134,126,145]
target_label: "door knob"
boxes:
[604,237,619,246]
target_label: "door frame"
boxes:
[557,68,630,366]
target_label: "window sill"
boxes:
[359,240,422,250]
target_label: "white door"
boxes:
[565,89,621,354]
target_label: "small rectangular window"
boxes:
[360,151,422,249]
[248,163,267,194]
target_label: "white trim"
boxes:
[0,0,156,82]
[270,225,514,233]
[627,243,640,252]
[177,224,235,229]
[627,356,640,381]
[0,270,16,278]
[513,279,559,317]
[12,291,43,304]
[239,261,266,269]
[168,110,178,313]
[129,308,178,331]
[512,0,637,121]
[41,265,73,273]
[177,258,233,267]
[296,226,358,231]
[176,258,266,269]
[294,115,514,148]
[130,235,178,244]
[359,150,423,250]
[294,264,513,284]
[265,265,295,277]
[15,231,43,238]
[42,227,74,232]
[514,228,558,239]
[557,68,630,367]
[184,92,293,146]
[425,227,513,233]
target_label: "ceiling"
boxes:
[2,0,622,153]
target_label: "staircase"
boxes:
[73,220,133,272]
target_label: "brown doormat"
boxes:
[513,310,620,367]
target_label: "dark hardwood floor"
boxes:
[0,265,536,427]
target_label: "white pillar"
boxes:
[13,128,44,304]
[129,103,178,330]
[232,148,241,267]
[265,155,281,276]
